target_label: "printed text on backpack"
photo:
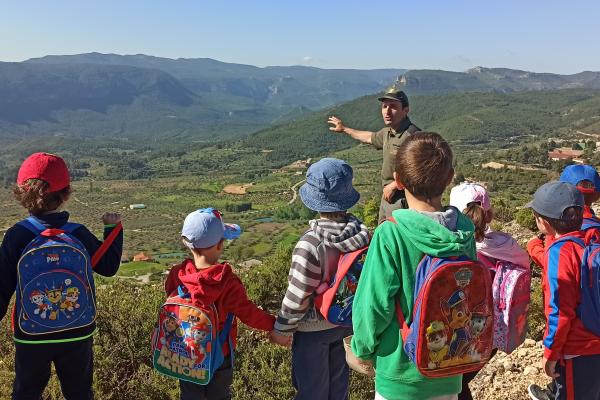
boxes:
[152,287,233,385]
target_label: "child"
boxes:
[164,207,276,400]
[527,165,600,400]
[450,182,529,400]
[525,181,600,400]
[560,164,600,219]
[450,182,529,268]
[529,164,600,269]
[351,132,477,400]
[0,152,123,400]
[269,158,371,400]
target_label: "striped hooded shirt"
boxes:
[275,214,370,334]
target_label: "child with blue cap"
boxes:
[560,164,600,221]
[163,207,276,400]
[270,158,370,400]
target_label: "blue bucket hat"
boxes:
[560,164,600,193]
[299,158,360,213]
[181,207,241,249]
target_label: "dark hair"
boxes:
[320,211,348,220]
[395,132,454,200]
[13,179,71,215]
[464,203,487,242]
[534,207,583,235]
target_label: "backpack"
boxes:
[479,255,531,354]
[551,236,600,337]
[152,286,234,385]
[314,247,368,327]
[14,216,121,336]
[396,254,494,377]
[582,217,600,243]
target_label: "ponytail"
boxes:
[464,203,487,242]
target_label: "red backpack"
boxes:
[314,247,368,327]
[389,217,494,377]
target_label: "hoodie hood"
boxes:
[477,230,529,267]
[309,214,370,252]
[177,259,235,306]
[390,207,476,259]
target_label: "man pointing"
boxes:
[328,88,420,224]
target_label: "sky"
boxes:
[0,0,598,74]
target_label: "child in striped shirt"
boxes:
[269,158,370,400]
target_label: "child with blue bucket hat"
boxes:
[270,158,371,400]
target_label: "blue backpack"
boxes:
[15,217,97,336]
[152,286,234,384]
[553,236,600,336]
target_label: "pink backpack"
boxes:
[480,254,531,354]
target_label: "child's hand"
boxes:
[542,357,559,378]
[268,330,292,347]
[102,213,122,225]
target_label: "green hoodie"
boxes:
[351,208,476,400]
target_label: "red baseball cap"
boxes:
[17,152,70,192]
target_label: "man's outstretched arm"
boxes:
[328,116,373,144]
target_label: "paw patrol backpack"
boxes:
[397,255,494,378]
[14,216,121,336]
[314,247,368,327]
[152,286,234,385]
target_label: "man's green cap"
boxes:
[377,87,409,104]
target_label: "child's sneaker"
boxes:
[528,384,552,400]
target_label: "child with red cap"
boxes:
[0,152,123,400]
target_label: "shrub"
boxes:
[491,197,515,223]
[515,208,537,231]
[527,278,546,341]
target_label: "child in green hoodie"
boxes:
[351,132,477,400]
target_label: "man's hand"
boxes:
[383,181,398,202]
[102,213,122,225]
[542,357,559,378]
[328,116,346,133]
[268,330,292,347]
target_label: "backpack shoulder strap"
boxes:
[218,313,235,367]
[61,222,83,233]
[17,216,46,235]
[90,222,123,268]
[551,235,585,249]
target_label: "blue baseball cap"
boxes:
[526,181,583,219]
[560,164,600,194]
[181,208,241,249]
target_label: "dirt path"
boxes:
[288,179,305,205]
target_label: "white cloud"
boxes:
[302,56,313,64]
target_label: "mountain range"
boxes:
[1,52,599,142]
